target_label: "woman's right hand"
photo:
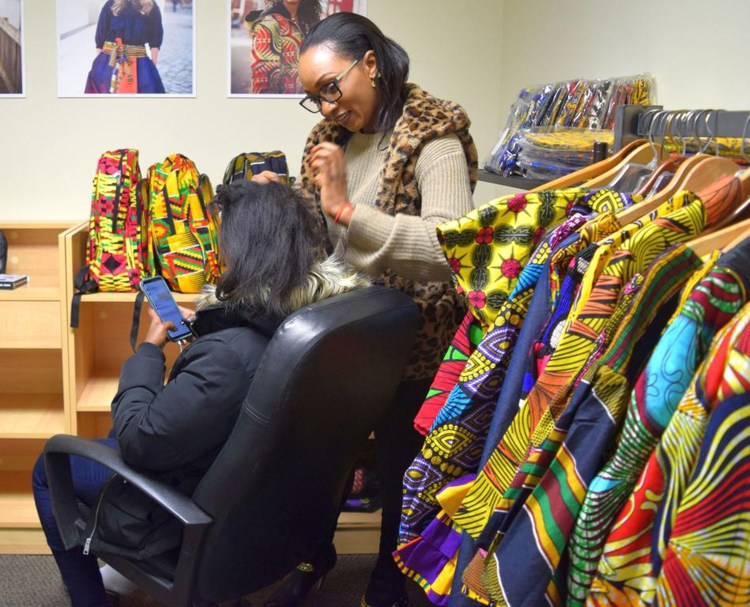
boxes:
[144,307,174,350]
[250,171,281,185]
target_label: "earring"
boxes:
[371,77,376,89]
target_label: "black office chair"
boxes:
[44,286,419,606]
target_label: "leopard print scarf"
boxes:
[299,84,478,380]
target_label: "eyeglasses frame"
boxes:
[299,58,360,113]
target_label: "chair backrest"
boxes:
[189,286,419,602]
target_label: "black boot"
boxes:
[360,556,409,607]
[263,543,337,607]
[360,577,408,607]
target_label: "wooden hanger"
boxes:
[695,168,750,227]
[528,139,646,193]
[581,141,666,189]
[614,155,739,226]
[633,154,689,197]
[613,154,707,224]
[687,216,750,257]
[705,168,750,229]
[724,217,750,250]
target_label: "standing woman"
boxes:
[246,0,323,94]
[262,12,478,607]
[85,0,165,94]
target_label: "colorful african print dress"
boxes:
[85,0,165,94]
[566,239,750,604]
[395,188,637,604]
[479,244,704,607]
[588,300,750,606]
[444,212,629,607]
[655,332,750,606]
[454,192,706,546]
[446,195,706,604]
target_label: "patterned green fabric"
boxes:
[145,154,221,293]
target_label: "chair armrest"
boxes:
[44,434,212,551]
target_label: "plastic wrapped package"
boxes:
[484,73,655,177]
[484,86,544,174]
[515,127,615,181]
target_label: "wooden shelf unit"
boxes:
[0,222,74,553]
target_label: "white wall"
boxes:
[482,0,750,200]
[499,0,750,115]
[4,0,750,221]
[0,0,505,221]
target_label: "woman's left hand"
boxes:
[310,142,354,225]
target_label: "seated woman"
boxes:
[32,181,370,607]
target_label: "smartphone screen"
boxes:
[140,277,194,342]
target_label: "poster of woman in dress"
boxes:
[57,0,195,97]
[0,0,24,96]
[229,0,367,97]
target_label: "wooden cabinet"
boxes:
[0,221,380,554]
[0,222,73,553]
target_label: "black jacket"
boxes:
[88,306,282,559]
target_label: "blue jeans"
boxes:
[32,438,117,607]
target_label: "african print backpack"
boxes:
[70,149,147,327]
[142,154,222,293]
[82,149,147,291]
[222,150,290,185]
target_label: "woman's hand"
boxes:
[250,170,281,185]
[144,305,195,349]
[179,306,196,324]
[310,142,354,226]
[144,307,173,349]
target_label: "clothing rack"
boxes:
[613,104,750,153]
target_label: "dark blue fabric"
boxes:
[32,437,117,552]
[84,54,165,94]
[32,438,117,607]
[94,0,164,48]
[532,243,597,378]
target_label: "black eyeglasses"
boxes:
[299,59,359,113]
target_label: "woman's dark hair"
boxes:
[213,180,325,317]
[301,12,410,133]
[264,0,322,35]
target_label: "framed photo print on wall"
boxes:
[0,0,24,97]
[228,0,367,97]
[56,0,195,97]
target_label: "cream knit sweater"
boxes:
[325,131,474,284]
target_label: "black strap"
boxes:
[0,229,7,274]
[111,151,126,234]
[70,266,98,328]
[70,293,82,329]
[129,291,145,353]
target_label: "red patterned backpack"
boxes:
[71,149,148,326]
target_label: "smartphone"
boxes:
[139,276,195,342]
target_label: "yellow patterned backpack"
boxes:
[222,150,290,185]
[141,154,222,293]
